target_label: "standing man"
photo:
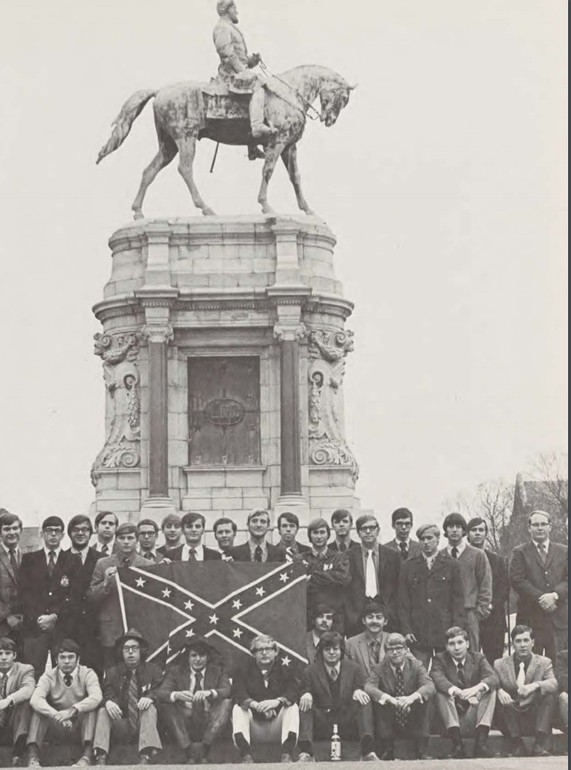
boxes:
[92,512,118,557]
[231,635,299,763]
[467,517,510,664]
[0,512,24,641]
[510,510,568,662]
[494,625,557,757]
[383,508,422,561]
[18,516,81,677]
[155,636,232,764]
[66,515,103,675]
[169,513,222,562]
[328,510,358,553]
[229,509,284,563]
[93,629,162,765]
[441,513,492,652]
[0,636,35,766]
[275,512,311,559]
[87,523,150,670]
[306,605,335,665]
[346,602,389,679]
[399,524,464,669]
[431,626,498,758]
[212,518,238,558]
[304,519,349,630]
[365,633,435,760]
[157,514,183,557]
[26,638,102,768]
[136,520,168,563]
[345,515,400,637]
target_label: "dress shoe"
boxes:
[12,758,23,767]
[138,754,151,765]
[73,756,91,767]
[241,755,255,764]
[280,753,293,763]
[511,738,529,757]
[532,742,551,757]
[414,741,434,760]
[361,751,380,761]
[297,753,314,762]
[444,741,466,759]
[95,755,107,767]
[474,740,495,758]
[380,745,395,761]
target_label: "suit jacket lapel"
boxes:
[526,655,539,684]
[339,661,351,701]
[0,548,16,583]
[353,548,365,585]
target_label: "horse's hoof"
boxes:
[133,210,144,220]
[202,207,216,216]
[261,205,276,216]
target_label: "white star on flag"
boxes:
[232,599,242,609]
[281,656,291,666]
[162,588,172,598]
[135,577,146,588]
[184,600,194,610]
[209,613,219,625]
[279,573,290,583]
[255,587,266,597]
[232,628,243,638]
[185,629,194,637]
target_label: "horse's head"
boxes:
[319,79,356,127]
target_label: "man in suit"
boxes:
[297,631,378,761]
[136,519,169,564]
[168,513,222,562]
[383,508,422,562]
[229,509,284,563]
[303,519,350,632]
[510,510,568,662]
[399,524,465,669]
[275,512,311,560]
[93,629,162,765]
[18,516,81,677]
[212,517,237,558]
[555,649,567,733]
[441,513,492,653]
[0,636,35,765]
[365,633,435,760]
[87,523,150,670]
[66,515,103,676]
[431,626,498,758]
[467,517,510,664]
[26,638,102,768]
[92,512,118,557]
[0,512,24,643]
[155,636,232,763]
[346,601,389,679]
[494,624,558,757]
[157,513,183,557]
[306,605,334,664]
[328,509,359,553]
[345,515,401,638]
[231,634,299,763]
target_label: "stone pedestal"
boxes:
[91,215,359,533]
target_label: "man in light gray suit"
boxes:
[346,601,389,679]
[0,512,23,640]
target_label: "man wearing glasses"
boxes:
[18,517,81,677]
[231,635,299,763]
[383,508,422,561]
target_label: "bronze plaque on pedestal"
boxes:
[188,356,261,466]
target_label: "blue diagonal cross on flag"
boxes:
[116,561,308,674]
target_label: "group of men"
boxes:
[0,504,566,763]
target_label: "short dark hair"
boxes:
[307,518,330,538]
[361,601,386,620]
[0,512,23,531]
[56,638,81,657]
[442,512,467,534]
[277,511,300,529]
[213,517,237,534]
[466,517,488,534]
[312,603,335,620]
[511,624,534,641]
[391,508,413,525]
[331,509,352,524]
[137,518,158,533]
[446,626,468,641]
[356,514,378,532]
[317,631,345,658]
[161,513,182,530]
[528,510,551,525]
[67,514,93,538]
[182,512,205,529]
[0,637,16,653]
[41,516,65,531]
[116,522,137,538]
[95,510,118,528]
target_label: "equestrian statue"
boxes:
[96,0,355,218]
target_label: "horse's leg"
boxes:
[132,125,177,220]
[258,141,286,215]
[281,144,314,216]
[176,135,215,216]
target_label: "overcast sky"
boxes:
[0,0,566,528]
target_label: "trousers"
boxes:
[435,690,496,733]
[27,709,97,747]
[299,702,374,743]
[232,704,299,747]
[373,699,430,739]
[93,705,162,755]
[497,692,557,737]
[159,699,231,749]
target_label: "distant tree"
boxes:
[527,451,568,518]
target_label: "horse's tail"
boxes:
[96,89,158,164]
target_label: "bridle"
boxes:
[259,60,323,121]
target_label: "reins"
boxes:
[259,60,322,121]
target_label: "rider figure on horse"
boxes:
[213,0,276,159]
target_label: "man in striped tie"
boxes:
[93,629,162,765]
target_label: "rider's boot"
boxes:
[250,87,277,141]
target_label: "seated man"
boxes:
[93,629,162,765]
[431,626,498,758]
[555,649,567,733]
[155,636,232,763]
[298,631,377,762]
[494,624,557,757]
[231,635,299,763]
[0,636,35,766]
[26,638,102,768]
[365,632,435,760]
[346,601,388,679]
[306,605,335,665]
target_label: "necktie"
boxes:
[395,667,408,728]
[339,542,346,553]
[399,542,408,560]
[254,546,263,563]
[193,672,203,694]
[63,673,72,687]
[47,550,56,575]
[127,671,139,730]
[370,640,381,665]
[451,546,458,558]
[187,548,197,561]
[0,675,8,727]
[101,544,109,556]
[457,661,465,688]
[516,661,526,689]
[538,544,547,564]
[8,548,18,573]
[365,551,377,598]
[328,667,338,682]
[143,551,155,562]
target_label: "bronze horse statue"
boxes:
[97,65,355,218]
